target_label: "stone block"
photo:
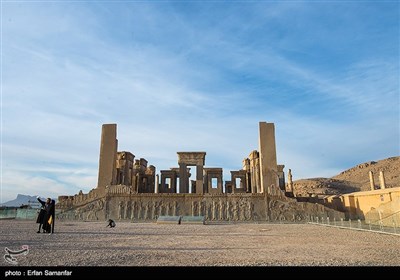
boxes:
[180,216,205,224]
[156,215,181,224]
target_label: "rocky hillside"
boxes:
[292,156,400,197]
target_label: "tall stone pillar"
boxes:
[155,174,159,193]
[379,171,386,190]
[287,169,294,193]
[97,124,117,189]
[196,164,204,194]
[369,171,375,191]
[179,163,189,193]
[277,164,285,190]
[255,158,261,193]
[258,122,279,194]
[248,151,259,193]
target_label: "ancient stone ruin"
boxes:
[57,122,344,222]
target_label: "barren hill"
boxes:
[292,156,400,197]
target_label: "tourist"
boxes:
[41,198,55,234]
[36,196,49,233]
[106,219,116,228]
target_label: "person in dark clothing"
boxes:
[49,199,55,234]
[40,198,55,234]
[106,219,116,228]
[45,199,56,234]
[36,197,50,233]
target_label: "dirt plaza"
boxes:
[0,220,399,267]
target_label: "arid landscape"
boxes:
[292,156,400,197]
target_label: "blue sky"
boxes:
[1,1,399,203]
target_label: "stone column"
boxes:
[179,163,189,193]
[287,169,294,193]
[258,122,279,194]
[155,174,159,193]
[248,151,258,193]
[246,171,251,193]
[135,173,139,193]
[217,173,223,194]
[97,124,117,189]
[369,171,375,191]
[196,164,204,194]
[251,166,256,194]
[277,164,285,190]
[379,171,386,190]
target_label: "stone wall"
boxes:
[57,189,344,223]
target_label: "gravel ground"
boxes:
[0,220,399,267]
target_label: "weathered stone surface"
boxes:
[57,192,344,222]
[156,215,181,224]
[57,122,346,223]
[181,216,205,224]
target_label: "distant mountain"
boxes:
[332,156,400,191]
[0,194,47,208]
[292,156,400,197]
